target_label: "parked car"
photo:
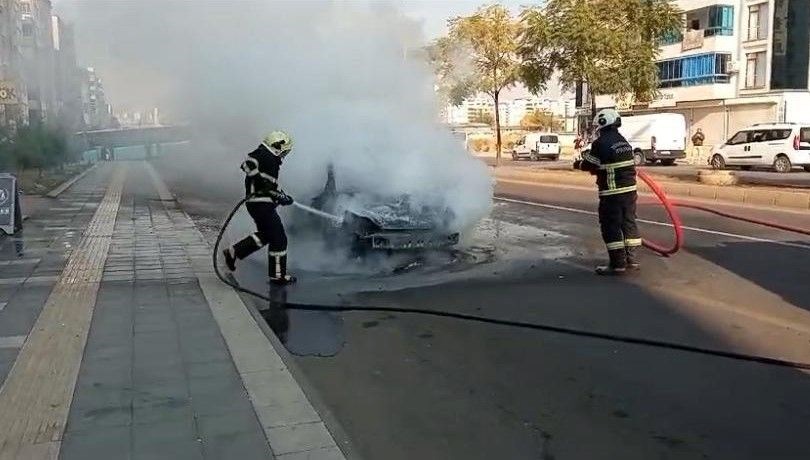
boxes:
[619,113,687,165]
[511,133,561,161]
[710,123,810,173]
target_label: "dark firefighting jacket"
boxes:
[580,126,637,196]
[241,145,290,204]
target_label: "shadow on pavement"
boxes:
[690,240,810,311]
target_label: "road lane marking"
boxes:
[497,177,810,216]
[0,303,6,312]
[0,336,26,349]
[495,196,810,251]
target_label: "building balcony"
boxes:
[659,30,737,59]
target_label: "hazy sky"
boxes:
[396,0,529,39]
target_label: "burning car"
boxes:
[306,165,460,254]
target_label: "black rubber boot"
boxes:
[625,246,640,270]
[222,248,237,272]
[269,253,297,285]
[595,250,627,276]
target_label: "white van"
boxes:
[710,123,810,173]
[511,133,561,161]
[619,113,687,165]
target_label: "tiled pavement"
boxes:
[0,161,344,460]
[60,162,274,459]
[0,168,108,387]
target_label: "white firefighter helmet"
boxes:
[262,130,294,157]
[593,108,621,132]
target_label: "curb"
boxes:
[45,163,97,198]
[495,169,810,211]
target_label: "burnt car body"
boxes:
[308,166,460,253]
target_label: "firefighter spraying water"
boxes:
[222,131,298,285]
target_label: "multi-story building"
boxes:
[585,0,810,146]
[19,0,57,124]
[81,66,112,129]
[51,14,82,129]
[446,94,576,129]
[0,0,29,126]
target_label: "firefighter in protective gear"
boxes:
[578,109,641,275]
[222,131,297,284]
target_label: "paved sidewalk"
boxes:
[0,161,345,460]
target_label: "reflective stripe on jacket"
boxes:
[581,127,637,197]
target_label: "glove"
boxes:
[277,193,294,206]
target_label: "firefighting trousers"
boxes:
[231,202,288,260]
[598,192,641,267]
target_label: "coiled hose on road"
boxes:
[211,186,810,370]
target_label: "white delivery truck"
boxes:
[618,113,687,165]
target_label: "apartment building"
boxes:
[446,94,576,129]
[589,0,810,146]
[19,0,57,124]
[0,0,28,126]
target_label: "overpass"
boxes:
[76,125,191,159]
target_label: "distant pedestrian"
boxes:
[691,128,705,146]
[691,128,706,165]
[574,134,585,157]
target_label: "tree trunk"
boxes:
[494,90,502,167]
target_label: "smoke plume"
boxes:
[56,0,493,266]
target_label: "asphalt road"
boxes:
[157,156,810,460]
[481,156,810,189]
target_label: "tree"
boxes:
[434,5,536,165]
[521,110,563,131]
[520,0,681,117]
[469,110,495,126]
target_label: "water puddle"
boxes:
[257,288,346,357]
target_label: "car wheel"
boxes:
[804,166,810,173]
[661,159,676,166]
[773,155,792,173]
[511,153,518,161]
[531,154,539,161]
[633,150,644,166]
[551,155,560,161]
[710,154,726,170]
[740,166,752,171]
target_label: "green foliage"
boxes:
[432,5,529,161]
[521,110,564,131]
[520,0,682,102]
[469,110,495,126]
[1,124,76,173]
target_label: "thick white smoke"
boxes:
[57,1,492,255]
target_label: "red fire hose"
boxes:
[637,169,684,256]
[637,169,810,257]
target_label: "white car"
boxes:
[511,133,561,161]
[710,123,810,173]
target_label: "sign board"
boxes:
[682,29,704,52]
[0,174,21,235]
[0,82,19,105]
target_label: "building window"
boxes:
[20,2,31,14]
[745,51,767,88]
[747,3,769,41]
[21,23,33,38]
[657,53,731,88]
[706,5,734,36]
